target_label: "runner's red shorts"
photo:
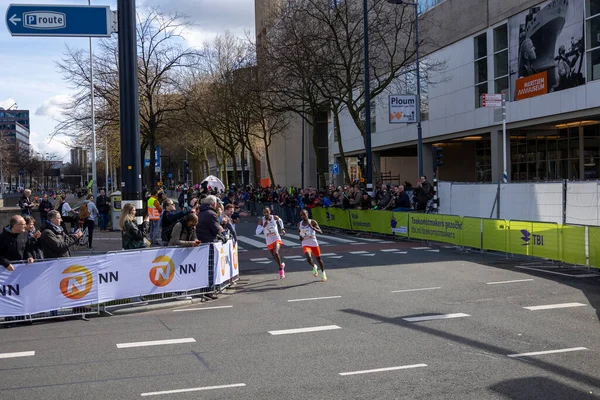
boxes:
[267,240,283,251]
[303,246,321,257]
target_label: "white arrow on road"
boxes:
[9,14,21,26]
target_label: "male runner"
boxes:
[298,209,326,282]
[255,207,287,278]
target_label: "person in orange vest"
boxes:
[147,188,163,244]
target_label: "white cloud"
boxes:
[35,94,72,119]
[0,98,18,110]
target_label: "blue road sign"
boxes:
[167,173,173,179]
[331,163,340,175]
[5,4,115,37]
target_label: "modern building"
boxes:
[256,0,600,187]
[0,108,30,152]
[70,147,88,168]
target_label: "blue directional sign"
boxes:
[5,4,115,37]
[331,163,340,175]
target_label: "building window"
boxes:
[587,1,600,80]
[474,33,487,108]
[417,0,446,13]
[493,24,509,96]
[359,101,376,134]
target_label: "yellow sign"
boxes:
[347,210,408,237]
[531,222,560,261]
[408,213,462,245]
[507,221,533,256]
[588,227,600,269]
[311,207,351,230]
[461,217,482,249]
[560,225,586,266]
[482,219,507,253]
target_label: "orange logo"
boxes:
[149,256,175,287]
[60,265,93,299]
[220,247,227,276]
[232,244,238,271]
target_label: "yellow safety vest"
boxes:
[147,196,160,220]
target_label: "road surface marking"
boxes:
[381,249,400,252]
[403,313,470,322]
[269,325,341,335]
[287,296,342,302]
[486,279,534,285]
[257,261,272,264]
[361,253,376,256]
[174,306,233,312]
[379,241,395,244]
[412,247,431,250]
[426,249,440,253]
[392,287,441,293]
[320,253,337,257]
[354,237,379,242]
[318,234,356,243]
[507,347,587,358]
[515,266,599,278]
[141,383,246,396]
[116,338,196,348]
[339,364,427,376]
[285,255,303,259]
[349,251,368,254]
[237,236,268,248]
[0,351,35,359]
[394,251,408,254]
[292,259,305,262]
[329,256,344,259]
[250,258,269,262]
[524,303,587,311]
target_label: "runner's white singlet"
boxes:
[299,219,319,248]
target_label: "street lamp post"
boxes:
[388,0,423,177]
[363,0,373,192]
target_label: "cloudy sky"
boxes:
[0,0,255,162]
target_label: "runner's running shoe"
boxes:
[312,265,318,277]
[279,263,286,279]
[321,271,327,282]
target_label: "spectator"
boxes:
[120,203,150,250]
[147,189,163,245]
[40,210,83,259]
[82,194,100,250]
[0,215,34,271]
[24,216,43,260]
[96,189,110,231]
[196,195,223,243]
[222,203,238,242]
[377,188,392,210]
[160,198,194,243]
[414,175,432,211]
[38,194,53,225]
[57,195,77,233]
[168,213,201,247]
[392,185,412,212]
[18,189,35,217]
[358,192,372,210]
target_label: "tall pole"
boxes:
[89,0,98,198]
[118,0,142,221]
[502,92,508,183]
[414,1,423,178]
[105,138,109,191]
[363,0,373,192]
[301,111,305,189]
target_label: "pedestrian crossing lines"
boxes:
[237,233,365,250]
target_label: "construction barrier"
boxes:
[310,209,596,269]
[0,242,238,319]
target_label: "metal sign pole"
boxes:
[502,93,507,183]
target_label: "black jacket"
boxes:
[18,195,34,215]
[0,227,34,268]
[96,195,110,213]
[161,208,192,242]
[28,233,44,260]
[40,222,79,259]
[122,220,149,249]
[196,204,221,243]
[395,191,411,209]
[38,199,53,217]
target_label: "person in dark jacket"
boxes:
[119,203,150,249]
[168,213,201,247]
[96,189,110,231]
[38,194,53,225]
[0,215,34,271]
[18,189,35,216]
[24,216,43,260]
[196,195,224,243]
[160,198,194,243]
[392,185,412,212]
[40,210,83,259]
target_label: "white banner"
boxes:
[213,241,237,285]
[98,246,210,303]
[0,256,101,317]
[0,246,211,317]
[389,95,417,123]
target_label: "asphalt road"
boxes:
[1,218,599,399]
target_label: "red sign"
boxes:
[515,71,548,101]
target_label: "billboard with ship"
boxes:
[509,0,585,101]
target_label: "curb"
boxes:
[108,297,208,316]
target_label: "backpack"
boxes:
[79,204,91,219]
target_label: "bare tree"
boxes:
[55,9,202,187]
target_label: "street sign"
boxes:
[5,4,116,37]
[482,100,502,107]
[18,170,24,176]
[167,173,173,179]
[389,95,417,123]
[482,93,502,101]
[331,163,340,175]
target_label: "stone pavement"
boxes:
[71,229,124,257]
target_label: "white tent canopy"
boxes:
[201,175,226,192]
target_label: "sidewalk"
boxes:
[71,229,124,256]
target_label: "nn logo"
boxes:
[149,255,198,287]
[0,284,19,296]
[232,244,238,271]
[60,265,93,300]
[520,229,544,246]
[219,247,230,276]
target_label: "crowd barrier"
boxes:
[0,241,239,320]
[310,208,597,269]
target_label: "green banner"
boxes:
[531,222,560,261]
[507,221,533,256]
[588,226,600,269]
[311,207,351,230]
[560,225,586,266]
[482,219,507,253]
[408,213,462,245]
[348,210,408,237]
[461,217,482,250]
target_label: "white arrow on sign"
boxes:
[9,14,22,26]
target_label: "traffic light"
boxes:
[433,146,443,172]
[357,154,365,169]
[184,160,189,175]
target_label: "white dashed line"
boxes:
[392,287,441,293]
[287,296,342,302]
[486,279,534,285]
[403,313,470,322]
[412,247,431,250]
[142,383,246,396]
[269,325,341,335]
[116,338,196,348]
[174,306,233,312]
[250,258,269,262]
[349,251,368,254]
[339,364,427,376]
[507,347,587,358]
[523,303,587,311]
[0,351,35,359]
